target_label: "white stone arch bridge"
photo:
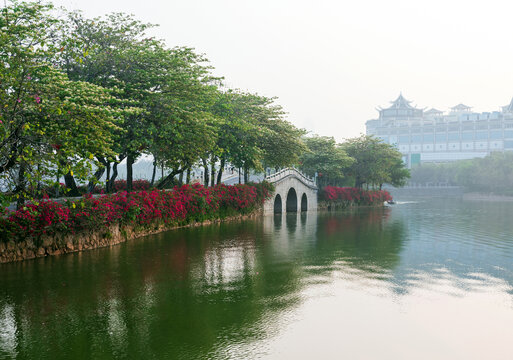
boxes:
[263,168,318,214]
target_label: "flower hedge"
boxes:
[0,182,274,243]
[321,186,392,206]
[96,179,151,193]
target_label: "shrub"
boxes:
[0,182,274,243]
[321,186,392,206]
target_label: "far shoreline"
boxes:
[462,192,513,202]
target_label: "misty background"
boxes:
[50,0,513,141]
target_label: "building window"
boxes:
[448,133,460,141]
[411,134,422,143]
[423,134,434,142]
[504,130,513,138]
[490,130,502,139]
[398,135,410,143]
[461,132,474,141]
[435,133,447,142]
[475,131,488,140]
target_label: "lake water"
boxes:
[1,199,513,359]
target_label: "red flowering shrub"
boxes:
[0,182,274,243]
[321,186,392,206]
[111,179,151,192]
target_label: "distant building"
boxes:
[366,94,513,167]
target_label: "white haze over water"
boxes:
[51,0,513,141]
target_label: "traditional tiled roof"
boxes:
[502,97,513,113]
[451,103,472,111]
[386,93,415,109]
[424,108,443,115]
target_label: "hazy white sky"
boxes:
[51,0,513,140]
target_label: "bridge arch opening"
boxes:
[286,188,298,212]
[273,194,282,213]
[301,193,308,212]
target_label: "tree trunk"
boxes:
[55,170,61,198]
[109,162,119,193]
[87,166,105,194]
[216,156,225,184]
[105,162,111,193]
[37,164,41,195]
[186,168,191,184]
[244,164,249,183]
[157,169,182,189]
[16,164,26,210]
[178,171,184,185]
[210,161,216,187]
[238,167,241,184]
[150,160,157,186]
[126,153,134,193]
[202,158,209,187]
[64,171,80,197]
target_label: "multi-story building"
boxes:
[366,94,513,167]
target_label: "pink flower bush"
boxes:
[0,182,274,243]
[321,186,392,205]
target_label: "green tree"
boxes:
[0,1,128,206]
[209,90,303,184]
[60,12,162,192]
[61,12,220,192]
[341,135,409,189]
[298,135,354,188]
[260,114,306,171]
[409,152,513,196]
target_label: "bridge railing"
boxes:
[264,168,316,188]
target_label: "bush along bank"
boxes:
[0,182,274,263]
[319,186,392,209]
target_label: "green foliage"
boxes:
[0,1,136,203]
[0,1,308,206]
[409,152,513,196]
[298,134,409,189]
[299,135,353,187]
[341,135,409,189]
[211,90,303,172]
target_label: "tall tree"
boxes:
[61,12,220,192]
[60,12,163,192]
[0,1,127,206]
[341,135,409,188]
[209,90,302,183]
[298,135,353,188]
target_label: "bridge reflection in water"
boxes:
[3,202,513,359]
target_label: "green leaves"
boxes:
[298,135,409,189]
[0,2,142,203]
[1,1,308,203]
[341,135,409,188]
[299,135,353,187]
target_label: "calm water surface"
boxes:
[2,199,513,359]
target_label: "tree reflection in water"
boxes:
[2,201,513,359]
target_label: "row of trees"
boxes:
[409,152,513,196]
[299,135,409,189]
[0,1,305,207]
[1,1,409,208]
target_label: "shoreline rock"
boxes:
[0,211,261,264]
